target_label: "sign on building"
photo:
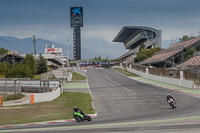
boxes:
[70,7,83,27]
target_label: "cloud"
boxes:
[162,28,199,41]
[82,26,120,44]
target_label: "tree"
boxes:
[134,47,162,63]
[5,64,32,78]
[0,62,9,77]
[0,56,36,78]
[98,56,102,61]
[195,43,200,51]
[139,43,145,52]
[181,35,190,41]
[101,58,109,62]
[37,53,48,74]
[0,47,8,55]
[93,56,99,62]
[24,54,36,77]
[183,47,194,61]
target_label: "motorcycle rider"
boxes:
[73,106,84,115]
[73,106,92,122]
[167,94,175,103]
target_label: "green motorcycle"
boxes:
[73,112,92,122]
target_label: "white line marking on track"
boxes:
[86,71,97,113]
[105,76,136,95]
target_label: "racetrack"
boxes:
[1,69,200,133]
[87,69,200,122]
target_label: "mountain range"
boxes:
[0,36,127,59]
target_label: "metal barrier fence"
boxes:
[132,65,146,73]
[0,79,60,93]
[132,64,200,86]
[0,82,21,98]
[148,67,181,79]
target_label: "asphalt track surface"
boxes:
[1,69,200,133]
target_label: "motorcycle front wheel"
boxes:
[74,115,82,122]
[87,116,92,121]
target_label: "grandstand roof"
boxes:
[113,26,159,43]
[140,37,200,65]
[113,26,162,65]
[177,56,200,67]
[141,49,182,64]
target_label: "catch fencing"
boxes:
[0,82,21,98]
[132,64,200,89]
[0,79,60,94]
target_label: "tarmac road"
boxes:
[1,69,200,133]
[88,69,200,122]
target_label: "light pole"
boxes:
[198,65,200,89]
[67,38,70,68]
[198,30,200,37]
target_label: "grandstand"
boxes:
[42,54,63,69]
[113,26,162,66]
[35,44,66,69]
[0,52,24,63]
[177,56,200,68]
[0,44,65,69]
[140,37,200,67]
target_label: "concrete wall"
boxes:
[179,79,195,89]
[31,88,61,103]
[112,66,123,69]
[127,68,196,89]
[52,70,68,79]
[41,71,53,80]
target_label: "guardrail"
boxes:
[0,80,60,93]
[0,82,21,96]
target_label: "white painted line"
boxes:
[86,76,91,94]
[105,76,136,95]
[86,72,97,115]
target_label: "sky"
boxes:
[0,0,200,59]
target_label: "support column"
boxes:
[73,27,81,60]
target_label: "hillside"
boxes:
[0,36,117,59]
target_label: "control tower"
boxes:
[70,7,83,60]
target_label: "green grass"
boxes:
[113,68,139,77]
[0,92,95,126]
[68,70,86,80]
[34,75,41,79]
[4,94,25,101]
[64,83,88,89]
[0,93,25,101]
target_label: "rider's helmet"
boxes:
[166,93,170,96]
[73,106,77,111]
